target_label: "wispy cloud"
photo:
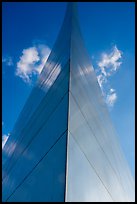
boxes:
[16,47,40,83]
[2,133,10,149]
[2,56,13,66]
[106,88,117,107]
[98,45,122,78]
[16,44,51,83]
[96,45,122,107]
[97,74,107,90]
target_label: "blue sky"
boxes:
[2,2,135,177]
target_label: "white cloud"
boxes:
[97,74,107,89]
[16,45,51,83]
[95,45,122,108]
[2,56,13,66]
[2,134,10,149]
[106,89,117,107]
[98,45,122,77]
[16,47,40,83]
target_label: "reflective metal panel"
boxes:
[7,133,67,202]
[3,61,69,181]
[67,2,134,202]
[2,93,68,201]
[67,94,130,201]
[66,133,113,202]
[2,3,71,200]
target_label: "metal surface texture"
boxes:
[2,2,134,202]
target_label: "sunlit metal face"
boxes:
[2,2,134,202]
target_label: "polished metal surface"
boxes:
[2,2,134,202]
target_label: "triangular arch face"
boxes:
[2,3,134,202]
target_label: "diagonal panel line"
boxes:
[6,129,68,202]
[3,63,69,179]
[3,90,69,182]
[69,90,129,200]
[68,130,115,202]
